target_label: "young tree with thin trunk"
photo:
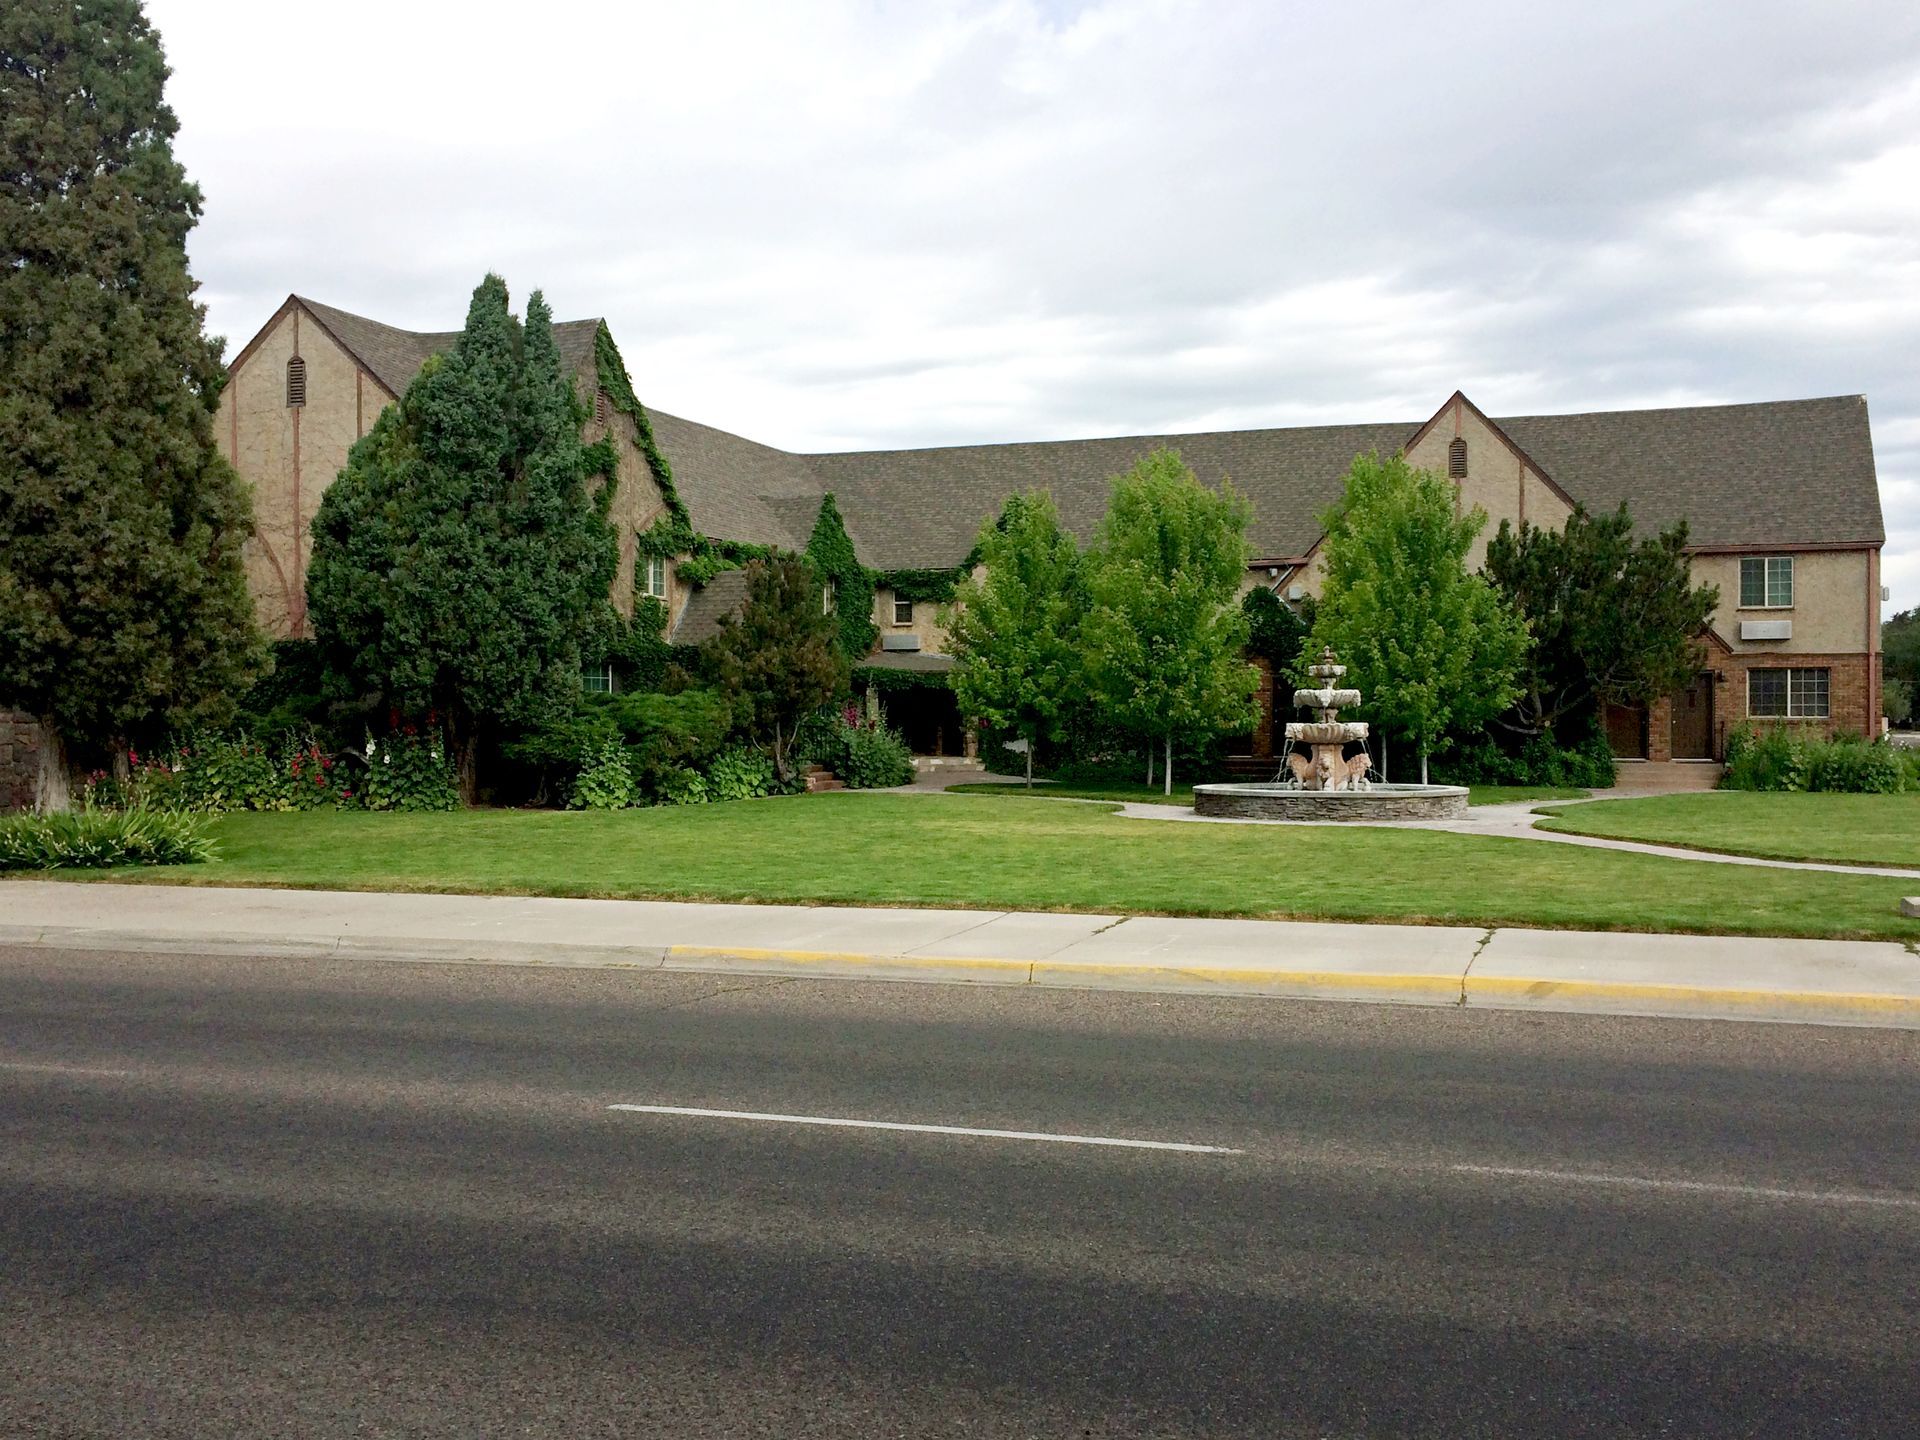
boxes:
[702,556,848,784]
[1083,449,1259,794]
[0,0,264,809]
[1309,452,1527,782]
[307,278,617,802]
[946,492,1085,787]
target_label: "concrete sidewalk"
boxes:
[3,880,1917,1029]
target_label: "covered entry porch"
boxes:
[855,652,974,760]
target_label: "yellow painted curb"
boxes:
[664,945,1035,981]
[1030,962,1464,1001]
[1466,974,1920,1021]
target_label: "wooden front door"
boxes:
[1604,702,1647,759]
[1670,673,1715,760]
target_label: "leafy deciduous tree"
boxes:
[1484,504,1717,738]
[306,277,617,801]
[1884,608,1918,726]
[702,556,848,783]
[0,0,264,808]
[946,492,1085,786]
[1309,451,1527,782]
[1083,449,1259,794]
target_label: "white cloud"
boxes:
[148,0,1920,610]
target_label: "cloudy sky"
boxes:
[148,0,1920,611]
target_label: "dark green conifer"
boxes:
[0,0,264,806]
[307,278,618,801]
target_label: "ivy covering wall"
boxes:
[805,493,879,659]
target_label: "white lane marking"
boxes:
[0,1062,134,1078]
[608,1104,1242,1154]
[1453,1163,1920,1211]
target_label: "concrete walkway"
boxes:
[3,880,1916,1029]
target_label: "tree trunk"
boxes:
[1145,745,1154,787]
[454,732,480,807]
[34,718,70,813]
[1163,735,1173,797]
[1379,733,1388,783]
[1025,736,1033,789]
[1420,745,1429,786]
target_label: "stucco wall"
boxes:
[1402,398,1572,569]
[219,305,385,638]
[873,587,955,656]
[1689,548,1873,656]
[581,382,670,619]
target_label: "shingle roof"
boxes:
[644,398,1882,567]
[267,299,1885,564]
[294,296,601,398]
[1497,395,1883,549]
[667,568,751,646]
[808,421,1413,567]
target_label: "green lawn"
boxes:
[946,780,1587,807]
[1536,792,1920,869]
[30,793,1920,941]
[946,779,1195,805]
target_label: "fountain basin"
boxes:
[1192,781,1469,822]
[1285,721,1369,745]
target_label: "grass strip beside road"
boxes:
[28,794,1920,942]
[1535,792,1920,869]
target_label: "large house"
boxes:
[220,295,1889,770]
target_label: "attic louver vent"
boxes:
[286,355,306,408]
[1447,436,1467,478]
[594,389,610,425]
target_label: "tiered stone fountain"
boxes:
[1192,647,1468,820]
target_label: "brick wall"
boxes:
[0,710,45,812]
[1707,651,1875,753]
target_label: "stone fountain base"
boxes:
[1191,782,1469,822]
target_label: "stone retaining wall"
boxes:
[1192,784,1469,822]
[0,710,45,812]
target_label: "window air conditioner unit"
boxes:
[1739,619,1791,642]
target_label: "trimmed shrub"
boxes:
[0,809,215,871]
[1433,722,1616,789]
[569,738,639,809]
[656,765,710,805]
[838,721,916,789]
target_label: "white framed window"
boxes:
[1739,555,1794,608]
[823,580,835,615]
[1748,667,1828,719]
[581,662,614,695]
[893,596,913,625]
[641,555,668,600]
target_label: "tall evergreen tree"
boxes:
[1082,449,1259,794]
[1309,452,1527,782]
[307,278,617,801]
[0,0,263,808]
[947,492,1086,787]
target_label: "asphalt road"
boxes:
[2,944,1917,1438]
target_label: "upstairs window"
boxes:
[286,355,306,407]
[823,580,836,615]
[893,596,913,625]
[1739,555,1794,608]
[641,555,668,600]
[1447,436,1467,478]
[581,662,614,695]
